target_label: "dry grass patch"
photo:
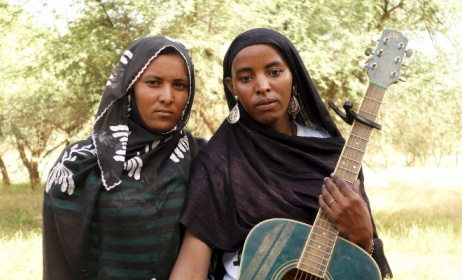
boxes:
[365,166,462,280]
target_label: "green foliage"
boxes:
[1,0,462,185]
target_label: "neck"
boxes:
[267,118,295,136]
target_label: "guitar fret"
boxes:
[312,223,337,235]
[314,219,338,234]
[306,233,335,247]
[344,144,365,155]
[359,109,378,118]
[364,95,383,104]
[349,133,370,142]
[311,230,337,242]
[340,155,362,165]
[306,237,334,249]
[339,158,362,175]
[311,234,336,245]
[302,249,331,262]
[299,255,328,270]
[337,166,359,176]
[300,253,329,268]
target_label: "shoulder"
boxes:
[182,129,208,158]
[63,138,97,158]
[45,138,97,195]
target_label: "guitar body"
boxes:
[237,219,381,280]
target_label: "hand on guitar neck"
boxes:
[319,173,374,254]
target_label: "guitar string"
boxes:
[293,85,386,280]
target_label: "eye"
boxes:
[268,69,282,77]
[174,82,188,89]
[146,80,160,86]
[239,75,253,83]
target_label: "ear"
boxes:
[225,77,235,95]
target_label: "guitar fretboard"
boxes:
[297,84,386,278]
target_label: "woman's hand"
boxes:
[318,173,373,254]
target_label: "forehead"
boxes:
[231,44,286,70]
[143,54,188,75]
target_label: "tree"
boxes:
[1,0,148,187]
[2,0,462,186]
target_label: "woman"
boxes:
[170,28,392,279]
[43,36,205,280]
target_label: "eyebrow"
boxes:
[142,74,188,83]
[142,74,162,80]
[234,60,285,76]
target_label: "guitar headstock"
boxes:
[360,29,411,88]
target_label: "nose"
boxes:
[159,85,174,103]
[255,74,270,94]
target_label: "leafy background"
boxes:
[0,0,461,279]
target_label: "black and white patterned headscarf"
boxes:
[43,36,203,280]
[92,35,195,190]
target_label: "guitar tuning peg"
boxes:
[365,47,373,56]
[359,60,368,69]
[405,48,414,58]
[401,62,409,67]
[399,77,407,82]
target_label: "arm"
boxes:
[170,230,212,280]
[43,196,72,279]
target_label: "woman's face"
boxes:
[133,54,189,133]
[225,44,293,131]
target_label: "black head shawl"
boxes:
[180,28,346,251]
[92,36,195,190]
[223,28,341,137]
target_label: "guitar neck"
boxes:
[335,83,386,185]
[297,83,386,278]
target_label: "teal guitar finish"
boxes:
[237,219,381,280]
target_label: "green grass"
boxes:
[1,167,461,279]
[0,183,43,280]
[0,184,43,235]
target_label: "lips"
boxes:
[154,108,174,116]
[255,98,277,110]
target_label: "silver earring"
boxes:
[288,86,300,116]
[228,95,240,123]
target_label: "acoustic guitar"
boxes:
[237,29,411,280]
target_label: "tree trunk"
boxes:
[13,129,41,189]
[0,155,11,187]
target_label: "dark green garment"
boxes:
[43,131,203,280]
[43,35,204,280]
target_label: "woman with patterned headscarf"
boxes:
[43,36,206,280]
[171,28,392,280]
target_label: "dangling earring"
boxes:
[288,86,300,116]
[228,95,240,123]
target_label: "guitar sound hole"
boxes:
[281,268,324,280]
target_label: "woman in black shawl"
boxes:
[171,28,392,279]
[43,36,205,280]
